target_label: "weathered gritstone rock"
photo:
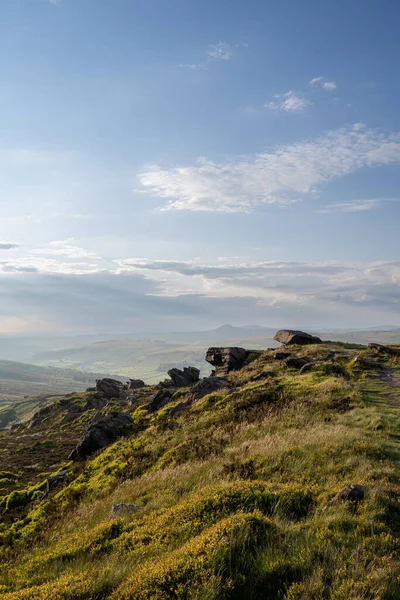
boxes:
[69,411,133,460]
[61,403,83,424]
[128,379,146,390]
[284,356,309,369]
[188,376,227,401]
[206,347,248,376]
[96,378,125,399]
[273,351,293,361]
[274,330,322,346]
[169,376,228,416]
[85,394,108,411]
[329,484,369,505]
[368,343,400,356]
[150,389,173,412]
[168,366,200,387]
[158,366,201,389]
[44,469,69,497]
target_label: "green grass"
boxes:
[0,343,399,599]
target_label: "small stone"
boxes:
[109,503,143,518]
[284,357,309,369]
[329,484,369,505]
[299,362,315,375]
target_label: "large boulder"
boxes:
[205,347,248,376]
[274,330,322,346]
[168,367,200,387]
[96,378,123,399]
[69,411,133,460]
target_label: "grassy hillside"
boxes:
[0,361,130,429]
[0,340,399,599]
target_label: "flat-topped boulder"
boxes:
[206,347,248,376]
[274,330,322,346]
[168,366,200,387]
[128,379,146,390]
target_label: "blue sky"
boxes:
[0,0,399,332]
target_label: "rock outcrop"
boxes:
[128,379,146,390]
[85,394,108,411]
[274,330,322,346]
[69,411,133,460]
[61,403,83,424]
[188,376,227,401]
[205,347,248,376]
[95,378,124,400]
[150,389,173,412]
[168,367,200,387]
[44,469,69,497]
[158,367,200,389]
[368,343,400,356]
[169,376,227,416]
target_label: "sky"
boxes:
[0,0,399,333]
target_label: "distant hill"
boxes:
[1,326,400,387]
[0,359,127,399]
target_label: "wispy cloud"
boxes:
[179,41,246,70]
[207,42,233,62]
[0,241,20,250]
[265,90,311,113]
[310,76,337,91]
[318,198,400,213]
[137,125,400,212]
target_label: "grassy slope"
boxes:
[0,342,399,599]
[0,361,132,430]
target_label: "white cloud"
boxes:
[265,90,311,113]
[179,41,245,70]
[207,42,233,62]
[318,198,400,213]
[137,125,400,212]
[116,258,400,317]
[310,76,337,91]
[0,242,19,250]
[1,256,399,331]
